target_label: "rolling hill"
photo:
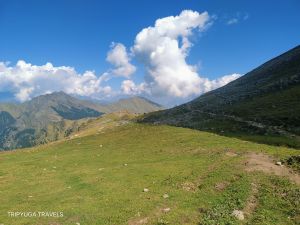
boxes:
[0,112,299,224]
[142,45,300,147]
[0,92,163,150]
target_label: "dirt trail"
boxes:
[128,217,149,225]
[245,153,300,185]
[128,207,171,225]
[243,182,259,218]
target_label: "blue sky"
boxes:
[0,0,299,105]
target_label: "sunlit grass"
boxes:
[0,123,299,224]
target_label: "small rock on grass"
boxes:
[162,208,171,213]
[163,193,169,198]
[232,210,244,220]
[143,188,149,192]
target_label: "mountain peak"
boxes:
[32,91,72,100]
[117,96,163,108]
[104,96,164,114]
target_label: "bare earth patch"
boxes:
[215,181,230,191]
[128,206,172,225]
[181,181,197,192]
[225,151,238,157]
[245,153,300,185]
[243,182,259,218]
[128,217,149,225]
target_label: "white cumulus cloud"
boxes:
[132,10,211,98]
[121,80,147,95]
[0,60,112,102]
[130,10,240,99]
[0,10,243,105]
[199,73,242,93]
[106,42,136,78]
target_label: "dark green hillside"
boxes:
[0,92,103,150]
[52,105,102,120]
[0,111,15,128]
[0,111,18,150]
[142,45,300,147]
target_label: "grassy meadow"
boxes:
[0,117,299,224]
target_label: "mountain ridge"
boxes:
[0,92,163,150]
[141,45,300,147]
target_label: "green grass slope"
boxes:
[142,45,300,148]
[0,119,299,225]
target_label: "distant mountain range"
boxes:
[2,45,299,150]
[142,45,300,147]
[0,92,163,150]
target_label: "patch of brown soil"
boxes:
[181,181,197,192]
[128,217,148,225]
[225,151,238,157]
[243,182,259,217]
[128,206,172,225]
[215,181,230,191]
[245,153,300,185]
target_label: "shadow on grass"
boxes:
[138,112,300,150]
[212,131,300,149]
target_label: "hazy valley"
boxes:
[0,93,163,150]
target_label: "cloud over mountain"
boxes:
[0,61,112,102]
[125,10,240,98]
[121,80,147,95]
[0,10,241,104]
[106,42,136,78]
[132,10,210,98]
